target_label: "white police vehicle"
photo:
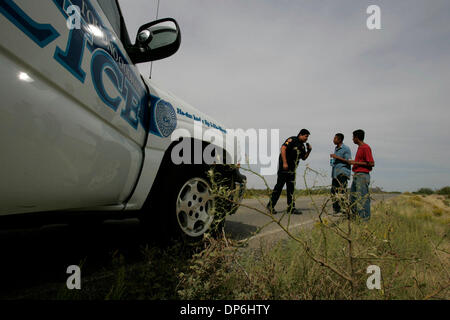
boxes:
[0,0,245,240]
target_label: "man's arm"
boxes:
[281,145,288,170]
[330,153,350,164]
[349,160,374,167]
[349,148,374,167]
[331,155,374,167]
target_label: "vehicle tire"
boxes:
[164,165,218,242]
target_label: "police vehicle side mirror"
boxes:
[128,18,181,64]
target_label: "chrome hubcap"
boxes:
[176,177,215,237]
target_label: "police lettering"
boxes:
[0,0,148,131]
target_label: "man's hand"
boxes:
[332,154,352,165]
[283,162,289,171]
[301,143,312,160]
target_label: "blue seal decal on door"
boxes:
[148,95,177,137]
[155,100,177,137]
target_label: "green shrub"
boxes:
[437,186,450,196]
[414,188,434,195]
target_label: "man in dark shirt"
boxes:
[267,129,312,214]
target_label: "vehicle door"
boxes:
[0,0,149,215]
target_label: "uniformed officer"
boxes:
[267,129,312,214]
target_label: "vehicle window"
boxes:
[97,0,122,37]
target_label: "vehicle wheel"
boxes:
[165,166,217,242]
[139,163,237,243]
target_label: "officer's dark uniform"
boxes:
[268,136,306,212]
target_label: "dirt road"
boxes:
[225,194,398,245]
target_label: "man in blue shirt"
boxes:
[329,133,352,215]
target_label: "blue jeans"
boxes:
[350,173,371,221]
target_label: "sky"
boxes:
[118,0,450,192]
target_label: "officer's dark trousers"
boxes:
[331,174,349,213]
[269,172,295,211]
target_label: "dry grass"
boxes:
[177,194,450,300]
